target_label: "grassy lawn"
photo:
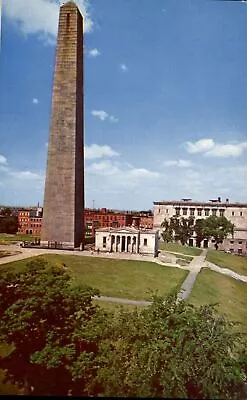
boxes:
[206,250,247,276]
[0,233,38,245]
[159,242,202,256]
[189,269,247,333]
[93,299,146,314]
[1,254,188,301]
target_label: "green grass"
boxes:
[159,242,202,256]
[189,269,247,333]
[1,254,188,301]
[206,250,247,276]
[93,299,146,314]
[0,233,38,245]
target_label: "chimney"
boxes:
[218,197,221,203]
[226,198,229,203]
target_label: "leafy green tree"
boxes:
[161,219,173,242]
[194,218,209,247]
[0,258,104,395]
[95,294,246,399]
[1,258,246,398]
[202,215,234,249]
[161,217,194,245]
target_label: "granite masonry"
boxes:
[41,1,84,249]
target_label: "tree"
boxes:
[0,257,105,395]
[0,207,12,217]
[95,294,246,399]
[0,215,18,234]
[161,217,194,245]
[203,215,234,249]
[1,259,246,398]
[161,219,173,243]
[194,216,234,249]
[194,218,208,247]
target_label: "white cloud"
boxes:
[87,159,160,183]
[184,138,215,153]
[163,159,193,168]
[184,138,247,157]
[85,144,119,160]
[205,143,247,157]
[8,170,43,180]
[91,110,108,121]
[0,155,8,165]
[3,0,93,44]
[120,63,128,72]
[32,98,39,104]
[88,48,100,57]
[108,115,119,123]
[91,110,119,123]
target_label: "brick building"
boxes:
[18,207,43,236]
[153,197,247,255]
[85,208,153,236]
[17,207,153,238]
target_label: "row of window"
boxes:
[174,208,225,217]
[230,240,247,247]
[86,216,125,222]
[230,248,244,254]
[102,236,148,246]
[231,211,243,216]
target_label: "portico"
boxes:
[95,227,159,256]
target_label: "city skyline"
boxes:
[1,0,247,209]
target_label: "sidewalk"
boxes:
[177,249,208,301]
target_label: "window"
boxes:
[166,209,168,213]
[182,208,187,216]
[102,236,106,248]
[238,249,242,255]
[230,240,234,244]
[205,209,209,216]
[232,211,235,216]
[197,209,202,216]
[230,248,234,253]
[175,208,180,216]
[158,208,160,214]
[240,211,243,216]
[144,238,147,246]
[190,208,195,216]
[219,209,225,217]
[238,241,242,245]
[212,209,217,216]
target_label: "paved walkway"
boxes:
[177,249,208,301]
[206,260,247,283]
[1,245,247,307]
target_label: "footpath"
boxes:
[1,244,247,306]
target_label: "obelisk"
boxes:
[41,1,84,249]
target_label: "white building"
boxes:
[95,227,159,257]
[153,198,247,255]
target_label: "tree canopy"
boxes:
[161,215,234,248]
[0,257,246,397]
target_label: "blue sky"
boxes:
[1,0,247,210]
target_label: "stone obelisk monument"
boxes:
[41,1,84,249]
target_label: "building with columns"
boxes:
[153,197,247,255]
[95,227,159,256]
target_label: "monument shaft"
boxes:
[41,2,84,249]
